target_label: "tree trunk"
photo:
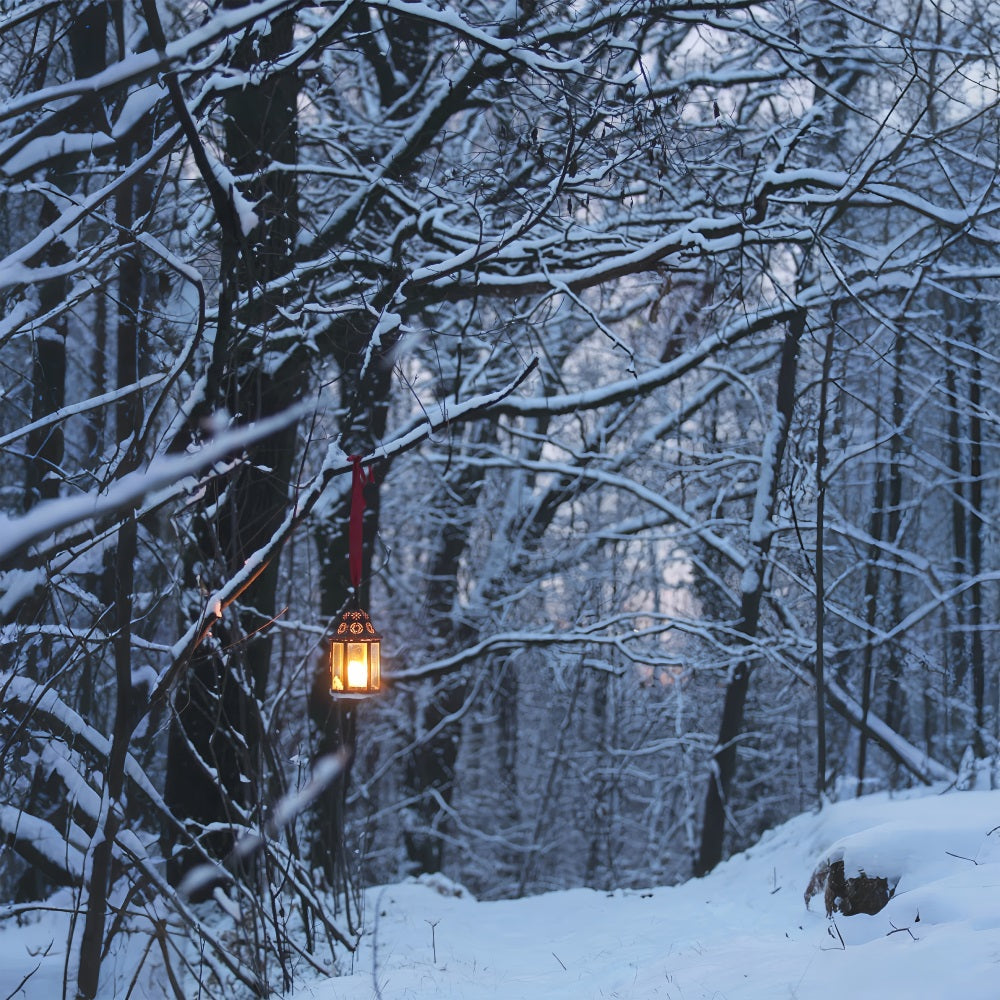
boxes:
[401,455,481,875]
[884,332,906,741]
[164,4,301,884]
[814,322,836,801]
[856,470,885,796]
[945,356,968,737]
[76,515,136,999]
[308,317,391,889]
[967,326,985,750]
[694,312,802,877]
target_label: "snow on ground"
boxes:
[3,787,1000,999]
[295,788,1000,1000]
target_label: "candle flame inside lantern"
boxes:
[347,648,368,689]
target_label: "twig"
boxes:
[945,850,978,865]
[822,920,845,951]
[426,919,441,964]
[3,956,43,1000]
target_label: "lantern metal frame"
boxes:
[329,606,382,697]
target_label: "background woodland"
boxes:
[0,0,997,996]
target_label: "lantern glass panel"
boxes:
[346,642,368,689]
[369,643,380,691]
[331,643,344,690]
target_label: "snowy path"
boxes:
[3,789,999,999]
[295,789,1000,1000]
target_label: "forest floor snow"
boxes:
[3,787,1000,999]
[294,787,1000,1000]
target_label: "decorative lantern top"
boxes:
[334,607,381,643]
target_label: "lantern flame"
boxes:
[347,656,368,689]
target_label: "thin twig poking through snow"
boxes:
[425,919,440,964]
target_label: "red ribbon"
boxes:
[348,455,374,590]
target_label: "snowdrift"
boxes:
[294,788,1000,1000]
[3,787,1000,999]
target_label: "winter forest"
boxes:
[0,0,997,996]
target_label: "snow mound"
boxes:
[805,789,1000,889]
[291,788,1000,1000]
[410,871,473,898]
[4,788,1000,999]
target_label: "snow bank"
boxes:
[292,788,1000,1000]
[3,787,1000,999]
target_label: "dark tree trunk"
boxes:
[585,671,611,888]
[76,515,136,999]
[25,0,109,508]
[402,680,467,873]
[307,655,357,895]
[884,331,906,741]
[694,313,802,877]
[945,358,968,694]
[856,470,885,796]
[24,227,67,509]
[13,3,109,914]
[968,331,985,749]
[814,322,836,801]
[401,456,481,875]
[164,5,302,884]
[308,484,372,892]
[308,316,391,888]
[305,3,533,882]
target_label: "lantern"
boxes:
[329,453,383,698]
[330,606,381,695]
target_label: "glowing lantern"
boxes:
[329,454,382,698]
[330,607,381,695]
